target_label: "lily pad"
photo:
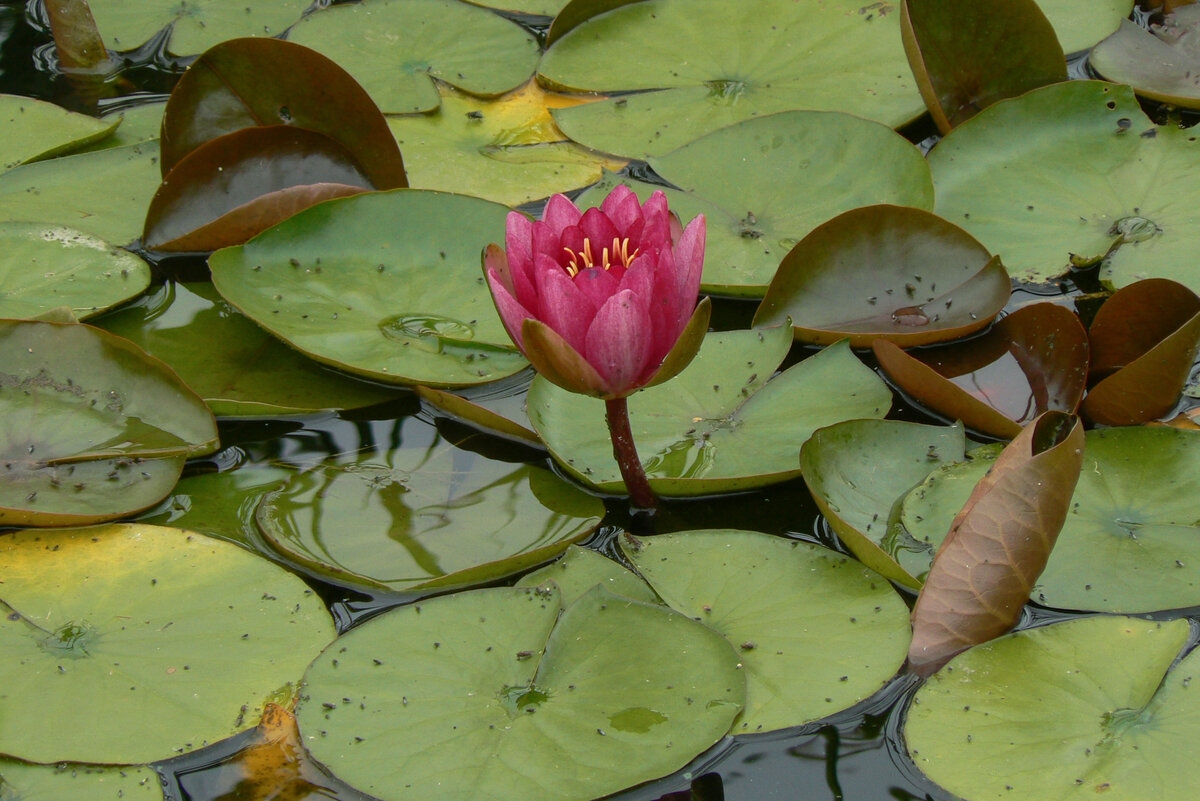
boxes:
[1091,10,1200,109]
[0,759,163,801]
[905,615,1199,801]
[516,544,662,606]
[78,102,164,152]
[256,440,604,592]
[98,281,401,416]
[386,83,625,207]
[873,302,1090,439]
[800,419,968,589]
[295,585,744,801]
[0,141,162,246]
[929,80,1200,291]
[0,222,150,320]
[208,189,528,388]
[85,0,310,55]
[138,464,293,549]
[469,0,566,13]
[415,385,540,445]
[621,530,911,734]
[0,523,336,764]
[754,205,1008,343]
[539,0,925,159]
[1035,0,1134,54]
[527,328,892,496]
[0,94,119,170]
[575,111,934,297]
[288,0,540,114]
[901,426,1200,612]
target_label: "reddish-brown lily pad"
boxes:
[901,0,1066,134]
[160,37,406,189]
[1081,278,1200,426]
[873,302,1089,439]
[753,205,1010,347]
[907,411,1084,677]
[142,126,372,252]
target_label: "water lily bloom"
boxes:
[483,185,710,399]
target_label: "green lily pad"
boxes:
[288,0,540,114]
[527,328,892,496]
[905,615,1198,801]
[800,419,968,589]
[138,464,294,549]
[0,523,336,764]
[1035,0,1134,54]
[539,0,925,159]
[621,530,911,734]
[0,222,150,320]
[85,0,310,55]
[0,759,163,801]
[78,103,164,153]
[0,141,162,246]
[415,385,540,445]
[1091,11,1200,110]
[97,281,401,416]
[901,427,1200,612]
[466,0,565,14]
[0,94,119,170]
[256,440,604,592]
[295,585,744,801]
[929,80,1200,292]
[575,111,933,297]
[208,189,528,388]
[515,544,663,606]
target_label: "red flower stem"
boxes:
[604,397,657,510]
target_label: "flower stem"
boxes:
[604,397,657,511]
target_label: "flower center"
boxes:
[562,237,639,277]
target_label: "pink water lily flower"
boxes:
[483,185,710,399]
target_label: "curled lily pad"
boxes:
[905,615,1198,801]
[527,329,892,496]
[414,385,540,445]
[0,222,149,320]
[754,205,1009,343]
[930,81,1200,291]
[873,302,1090,439]
[208,189,528,388]
[0,758,163,801]
[84,0,310,55]
[515,544,662,606]
[0,94,119,170]
[621,530,911,734]
[539,0,925,159]
[545,0,646,45]
[800,419,968,589]
[0,523,336,764]
[97,282,401,416]
[901,426,1200,612]
[295,585,744,801]
[256,439,603,592]
[1081,278,1200,426]
[1091,10,1200,109]
[288,0,540,114]
[901,0,1065,134]
[576,112,934,297]
[907,412,1084,677]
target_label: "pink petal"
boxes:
[542,194,582,233]
[579,207,621,254]
[673,214,706,298]
[483,244,512,295]
[600,184,642,236]
[668,211,684,246]
[559,224,586,268]
[584,289,654,396]
[504,211,533,280]
[571,264,621,311]
[532,257,594,355]
[531,219,564,269]
[639,192,672,250]
[486,268,533,351]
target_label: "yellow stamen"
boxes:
[562,236,640,277]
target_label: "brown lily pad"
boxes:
[1090,9,1200,110]
[545,0,650,47]
[901,0,1066,134]
[874,302,1089,439]
[907,411,1084,677]
[142,126,372,252]
[754,205,1010,347]
[160,37,406,189]
[1081,278,1200,426]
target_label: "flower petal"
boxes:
[486,267,533,351]
[643,297,712,389]
[532,257,594,355]
[572,264,621,311]
[522,318,611,396]
[640,191,672,248]
[542,193,582,233]
[579,207,621,254]
[601,184,642,236]
[504,211,533,280]
[673,214,706,298]
[584,288,654,397]
[483,243,513,295]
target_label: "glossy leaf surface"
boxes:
[139,465,293,550]
[0,94,118,170]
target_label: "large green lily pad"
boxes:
[0,95,119,170]
[901,427,1200,612]
[288,0,539,114]
[0,141,162,246]
[256,441,603,592]
[539,0,925,159]
[1035,0,1133,54]
[906,615,1198,801]
[0,222,150,320]
[0,523,336,764]
[515,544,663,606]
[527,328,891,496]
[574,111,933,297]
[85,0,310,55]
[0,759,162,801]
[929,81,1200,292]
[621,530,910,734]
[208,189,528,388]
[800,419,968,589]
[295,585,744,801]
[98,281,401,416]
